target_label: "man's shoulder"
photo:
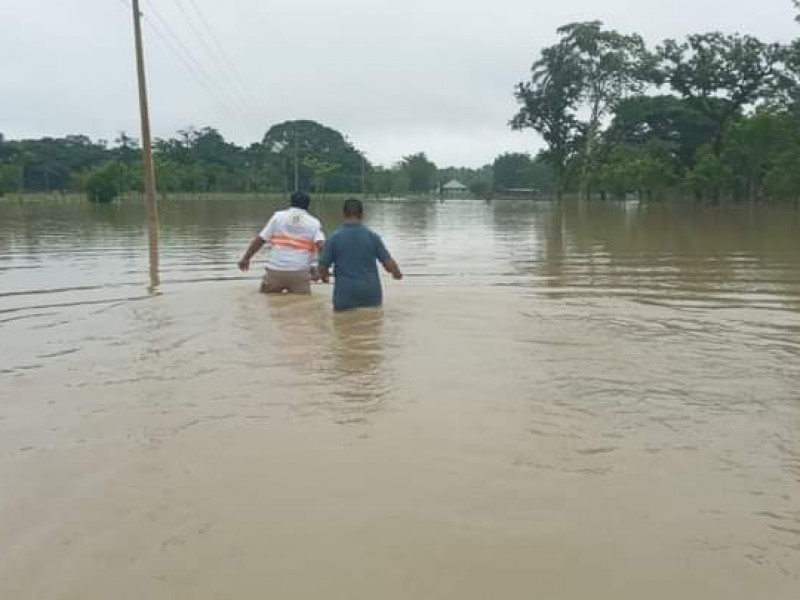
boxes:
[364,226,383,240]
[329,226,347,239]
[293,208,321,227]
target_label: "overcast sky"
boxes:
[1,0,798,167]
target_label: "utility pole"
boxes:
[131,0,160,289]
[293,135,299,192]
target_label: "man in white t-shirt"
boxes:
[237,191,326,294]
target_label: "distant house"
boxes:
[496,187,540,199]
[442,179,469,196]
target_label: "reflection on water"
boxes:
[2,198,799,310]
[1,197,799,599]
[327,309,388,424]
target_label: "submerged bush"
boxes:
[83,161,125,203]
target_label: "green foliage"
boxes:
[262,120,365,193]
[684,147,733,200]
[511,20,800,202]
[764,145,800,200]
[513,21,650,194]
[365,166,413,197]
[606,96,717,170]
[437,165,492,190]
[83,161,126,203]
[656,33,787,154]
[529,155,556,192]
[303,156,339,195]
[399,152,437,193]
[592,144,676,198]
[0,163,22,196]
[493,153,531,189]
[512,40,584,194]
[491,153,555,192]
[469,180,491,196]
[0,121,376,199]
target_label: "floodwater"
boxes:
[1,196,799,599]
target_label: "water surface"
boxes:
[1,196,799,599]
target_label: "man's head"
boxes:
[342,197,364,220]
[290,191,311,210]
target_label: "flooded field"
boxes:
[1,196,799,599]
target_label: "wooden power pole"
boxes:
[131,0,160,289]
[293,135,299,192]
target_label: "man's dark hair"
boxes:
[342,197,364,217]
[290,191,311,210]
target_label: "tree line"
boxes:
[512,18,800,202]
[0,120,555,202]
[12,18,799,204]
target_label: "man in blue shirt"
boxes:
[319,198,403,311]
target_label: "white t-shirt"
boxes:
[259,207,325,271]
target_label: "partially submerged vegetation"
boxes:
[512,20,800,203]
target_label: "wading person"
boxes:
[319,198,403,311]
[237,191,325,294]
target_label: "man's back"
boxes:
[261,207,323,271]
[323,223,391,311]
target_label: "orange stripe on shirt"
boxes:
[270,234,316,252]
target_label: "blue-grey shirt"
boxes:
[319,222,392,311]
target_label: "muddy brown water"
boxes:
[1,197,799,598]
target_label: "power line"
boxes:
[140,0,247,118]
[117,0,263,130]
[169,0,263,122]
[184,0,266,121]
[143,0,242,114]
[144,18,240,119]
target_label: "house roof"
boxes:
[443,179,468,190]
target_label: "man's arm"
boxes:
[374,233,402,280]
[309,240,325,282]
[318,236,335,283]
[382,258,403,280]
[319,264,331,284]
[239,217,275,271]
[238,236,265,272]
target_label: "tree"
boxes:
[262,120,366,193]
[399,152,437,193]
[556,21,650,189]
[437,165,492,189]
[722,109,797,200]
[391,168,411,195]
[764,144,800,201]
[512,22,649,196]
[512,38,584,197]
[684,147,733,201]
[469,180,491,197]
[113,132,140,165]
[493,153,531,189]
[303,156,339,196]
[83,161,126,203]
[606,95,718,170]
[0,163,22,196]
[592,143,675,199]
[657,33,787,155]
[529,154,557,192]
